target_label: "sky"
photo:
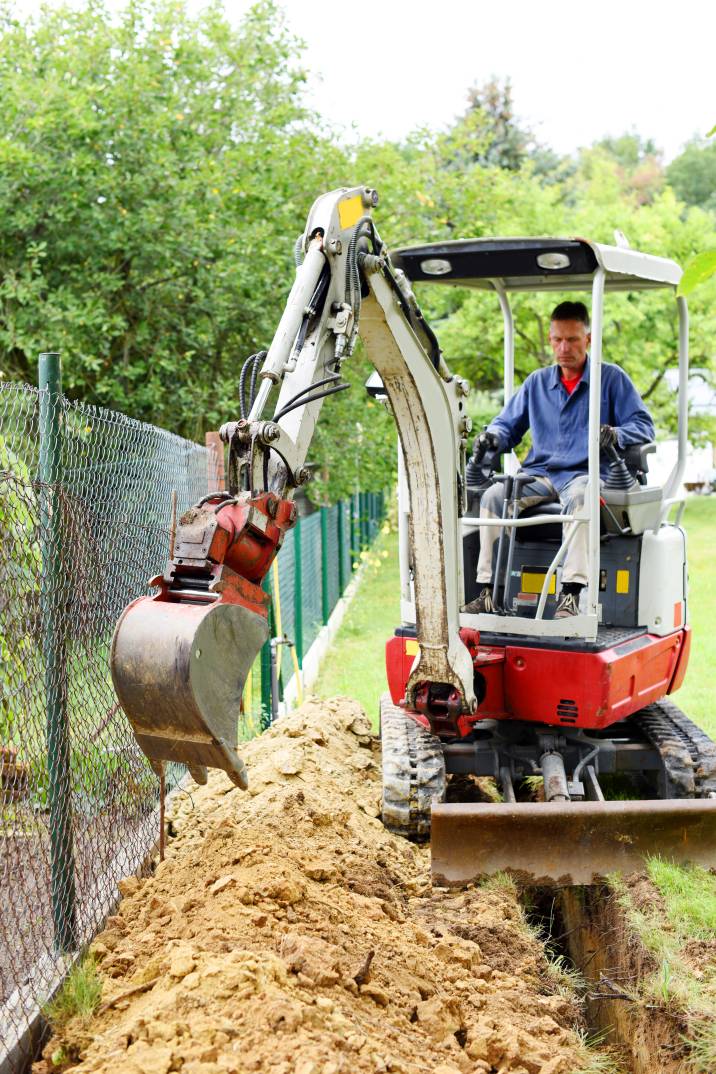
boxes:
[14,0,714,161]
[232,0,712,162]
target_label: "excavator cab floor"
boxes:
[431,798,716,887]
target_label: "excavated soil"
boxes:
[36,698,595,1074]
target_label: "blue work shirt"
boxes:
[487,359,655,492]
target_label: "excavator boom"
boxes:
[110,186,475,785]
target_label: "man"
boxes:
[463,300,655,618]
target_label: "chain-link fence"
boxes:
[0,367,386,1072]
[0,371,219,1071]
[264,492,385,698]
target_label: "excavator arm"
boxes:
[111,186,476,786]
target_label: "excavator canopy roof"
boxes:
[391,237,682,293]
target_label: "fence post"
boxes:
[360,491,368,550]
[320,506,329,625]
[204,431,225,493]
[349,494,357,570]
[337,500,346,594]
[38,352,78,954]
[293,521,304,666]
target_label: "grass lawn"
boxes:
[313,495,715,736]
[673,496,716,737]
[312,525,400,727]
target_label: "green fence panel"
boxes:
[276,528,297,684]
[299,512,323,654]
[325,504,341,615]
[0,369,389,1074]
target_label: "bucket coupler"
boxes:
[110,491,297,788]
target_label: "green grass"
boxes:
[44,954,102,1030]
[673,497,716,737]
[312,525,400,727]
[647,857,716,941]
[609,865,716,1072]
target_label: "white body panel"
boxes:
[638,526,687,636]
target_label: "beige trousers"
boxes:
[476,474,591,587]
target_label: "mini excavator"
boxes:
[111,187,716,886]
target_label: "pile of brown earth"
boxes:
[36,698,603,1074]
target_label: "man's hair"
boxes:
[551,300,590,328]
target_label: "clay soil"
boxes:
[36,698,597,1074]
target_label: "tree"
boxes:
[0,0,343,439]
[667,137,716,213]
[459,77,533,171]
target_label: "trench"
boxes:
[524,885,692,1074]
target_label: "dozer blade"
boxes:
[431,799,716,887]
[110,595,268,788]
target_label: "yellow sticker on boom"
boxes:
[521,571,556,595]
[405,639,419,656]
[338,194,364,230]
[616,570,630,594]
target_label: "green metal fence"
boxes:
[252,490,386,717]
[0,366,386,1072]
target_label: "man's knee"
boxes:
[560,475,590,510]
[480,481,505,516]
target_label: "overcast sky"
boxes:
[15,0,714,161]
[259,0,712,162]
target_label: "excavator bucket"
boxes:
[110,593,268,789]
[431,799,716,887]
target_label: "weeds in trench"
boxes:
[610,868,716,1071]
[687,1016,716,1074]
[520,891,587,1002]
[544,950,586,1000]
[44,955,102,1029]
[572,1028,626,1074]
[479,871,518,895]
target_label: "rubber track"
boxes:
[380,694,446,840]
[632,699,716,799]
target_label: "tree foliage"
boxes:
[1,3,714,497]
[667,137,716,213]
[0,0,342,437]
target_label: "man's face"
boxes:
[548,318,590,377]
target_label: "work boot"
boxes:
[462,587,495,614]
[554,591,580,618]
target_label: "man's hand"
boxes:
[599,424,618,450]
[473,430,500,459]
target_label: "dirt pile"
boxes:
[37,698,593,1074]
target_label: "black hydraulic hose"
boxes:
[502,474,529,614]
[346,216,380,314]
[273,382,350,422]
[248,351,265,412]
[239,356,251,420]
[239,350,267,419]
[273,374,343,421]
[491,477,512,610]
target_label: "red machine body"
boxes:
[150,491,297,616]
[386,625,692,739]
